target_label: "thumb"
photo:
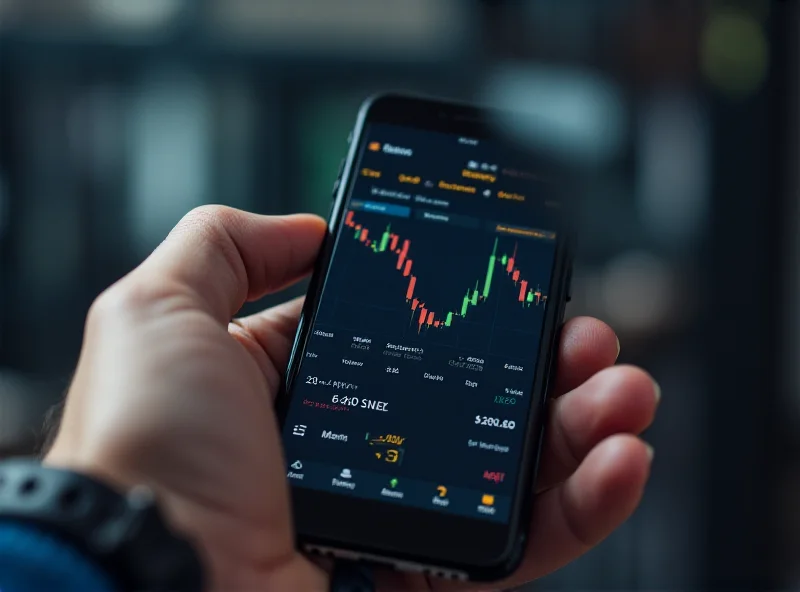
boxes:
[130,205,326,323]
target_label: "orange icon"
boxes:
[368,142,381,151]
[481,494,495,506]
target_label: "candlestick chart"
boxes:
[310,209,556,359]
[343,210,549,335]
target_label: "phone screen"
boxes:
[282,121,561,524]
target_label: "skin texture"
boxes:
[44,206,659,592]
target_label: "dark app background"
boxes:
[282,123,559,522]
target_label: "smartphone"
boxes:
[276,93,572,582]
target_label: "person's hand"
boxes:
[44,206,659,592]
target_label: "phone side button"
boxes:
[566,269,573,302]
[331,178,340,200]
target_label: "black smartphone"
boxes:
[276,93,572,582]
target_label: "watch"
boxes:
[0,458,205,592]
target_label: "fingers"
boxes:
[228,297,305,394]
[517,435,652,581]
[432,435,652,591]
[130,206,326,323]
[536,365,659,491]
[552,317,619,396]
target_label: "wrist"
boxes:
[44,445,147,503]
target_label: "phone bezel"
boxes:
[275,93,572,581]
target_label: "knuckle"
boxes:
[174,205,246,283]
[86,283,128,327]
[86,205,251,331]
[178,205,240,240]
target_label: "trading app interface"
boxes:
[282,123,559,523]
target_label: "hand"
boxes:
[45,206,659,592]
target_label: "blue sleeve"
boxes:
[0,522,116,592]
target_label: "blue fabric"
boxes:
[0,521,116,592]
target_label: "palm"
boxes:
[49,297,324,589]
[127,309,299,587]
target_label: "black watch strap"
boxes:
[0,459,205,592]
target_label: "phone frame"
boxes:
[275,93,572,581]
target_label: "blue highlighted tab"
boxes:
[350,200,411,219]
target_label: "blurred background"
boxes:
[0,0,797,589]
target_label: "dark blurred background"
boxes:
[0,0,797,590]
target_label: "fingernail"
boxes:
[645,444,654,461]
[615,337,621,359]
[653,380,661,405]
